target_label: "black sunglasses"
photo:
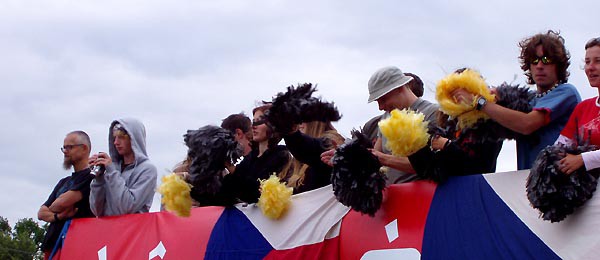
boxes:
[531,56,553,65]
[252,119,267,127]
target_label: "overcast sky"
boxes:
[1,0,598,226]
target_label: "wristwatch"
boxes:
[476,96,487,111]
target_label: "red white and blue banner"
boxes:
[54,170,600,259]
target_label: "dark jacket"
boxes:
[284,131,333,193]
[223,145,291,204]
[409,127,503,183]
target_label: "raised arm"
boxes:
[480,103,547,135]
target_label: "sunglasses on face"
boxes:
[252,119,267,127]
[531,56,553,65]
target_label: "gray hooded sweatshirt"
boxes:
[90,118,158,217]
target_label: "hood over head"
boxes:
[108,118,149,165]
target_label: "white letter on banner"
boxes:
[148,241,166,259]
[98,245,107,260]
[385,219,399,243]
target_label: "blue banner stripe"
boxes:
[205,207,273,260]
[422,175,560,260]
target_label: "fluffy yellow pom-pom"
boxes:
[436,69,495,128]
[257,175,293,219]
[158,173,193,217]
[378,109,430,157]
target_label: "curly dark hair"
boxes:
[518,30,570,85]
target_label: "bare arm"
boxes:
[37,205,77,222]
[453,89,547,135]
[371,149,416,174]
[37,205,56,222]
[481,103,547,135]
[49,190,83,212]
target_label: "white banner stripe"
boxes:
[483,170,600,260]
[236,185,349,250]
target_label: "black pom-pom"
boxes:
[301,99,341,123]
[468,83,535,142]
[184,126,243,203]
[495,83,535,113]
[527,144,600,222]
[331,130,386,216]
[266,83,341,134]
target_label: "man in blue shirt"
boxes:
[454,30,581,170]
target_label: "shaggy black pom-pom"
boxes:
[331,130,386,216]
[467,83,535,143]
[266,83,341,134]
[527,144,600,222]
[495,82,535,113]
[184,125,243,203]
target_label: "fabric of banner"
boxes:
[58,207,224,259]
[484,170,600,259]
[54,171,600,259]
[422,174,559,259]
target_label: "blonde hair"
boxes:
[287,121,345,189]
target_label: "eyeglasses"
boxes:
[531,56,553,65]
[252,119,267,127]
[61,144,84,152]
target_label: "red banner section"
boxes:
[339,181,436,259]
[57,181,437,259]
[60,207,224,259]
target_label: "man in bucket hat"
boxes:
[369,66,439,183]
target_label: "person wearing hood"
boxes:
[89,118,158,217]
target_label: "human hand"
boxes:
[320,149,335,167]
[174,171,190,180]
[89,154,99,165]
[451,89,476,106]
[57,206,78,220]
[430,136,449,151]
[92,152,112,167]
[559,154,584,174]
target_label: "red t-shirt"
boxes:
[561,97,600,146]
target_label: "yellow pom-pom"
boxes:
[257,175,293,219]
[378,109,430,157]
[435,69,495,128]
[158,173,192,217]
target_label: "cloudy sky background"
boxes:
[1,0,598,225]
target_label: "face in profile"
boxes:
[376,89,399,112]
[62,134,87,170]
[236,128,253,156]
[252,110,269,143]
